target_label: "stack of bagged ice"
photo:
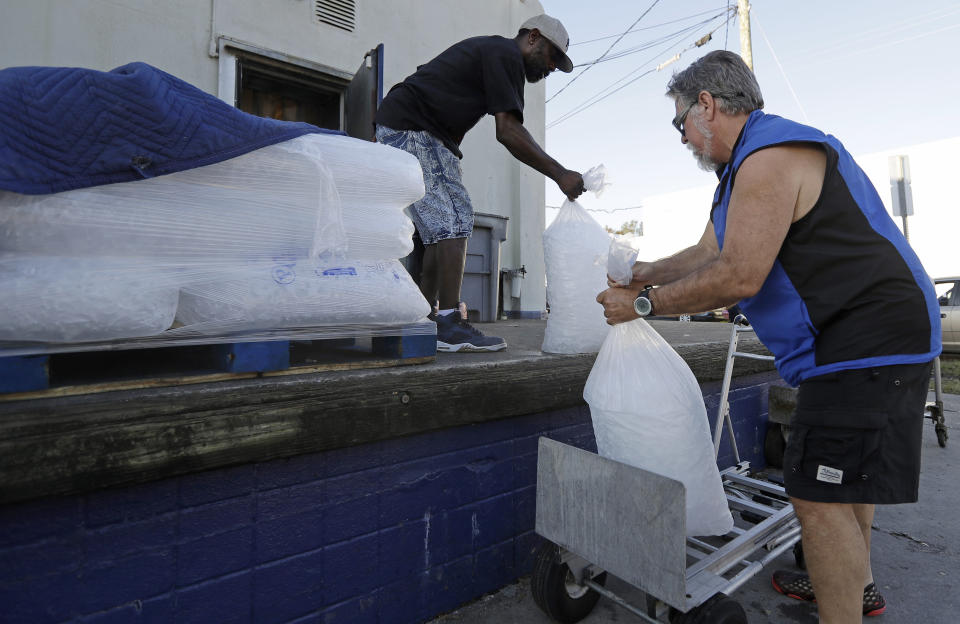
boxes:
[0,132,430,344]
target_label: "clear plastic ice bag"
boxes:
[0,255,179,343]
[174,259,430,333]
[583,319,734,537]
[541,200,611,353]
[607,235,639,286]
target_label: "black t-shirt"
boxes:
[375,35,525,159]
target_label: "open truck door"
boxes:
[344,44,383,141]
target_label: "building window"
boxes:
[236,55,347,130]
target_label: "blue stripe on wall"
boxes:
[0,372,779,624]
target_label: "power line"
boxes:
[724,0,731,49]
[546,0,663,104]
[574,13,728,67]
[569,6,731,46]
[549,23,714,126]
[752,9,808,123]
[546,205,643,214]
[546,12,734,130]
[845,21,960,58]
[801,5,960,62]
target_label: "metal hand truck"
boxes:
[531,317,802,623]
[927,358,949,448]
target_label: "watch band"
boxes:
[643,286,655,316]
[633,286,655,317]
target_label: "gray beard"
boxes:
[688,115,721,171]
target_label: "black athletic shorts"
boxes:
[783,361,933,504]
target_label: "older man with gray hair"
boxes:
[597,50,940,623]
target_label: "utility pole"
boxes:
[738,0,754,71]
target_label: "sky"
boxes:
[538,0,960,233]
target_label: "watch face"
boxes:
[633,295,652,316]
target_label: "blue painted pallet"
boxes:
[0,331,437,395]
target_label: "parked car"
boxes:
[934,277,960,354]
[691,308,730,322]
[650,305,741,323]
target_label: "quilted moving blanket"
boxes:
[0,62,328,195]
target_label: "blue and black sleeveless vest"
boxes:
[712,111,940,386]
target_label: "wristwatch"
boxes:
[633,286,655,317]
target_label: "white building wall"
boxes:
[855,137,960,281]
[0,0,549,315]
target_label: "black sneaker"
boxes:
[771,570,886,616]
[431,312,506,352]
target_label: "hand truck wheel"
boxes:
[531,540,606,623]
[926,402,948,448]
[669,593,747,624]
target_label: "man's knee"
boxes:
[790,497,855,526]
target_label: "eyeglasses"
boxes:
[672,101,697,137]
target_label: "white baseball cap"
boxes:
[520,14,574,73]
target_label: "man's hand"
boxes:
[596,287,640,325]
[607,261,654,290]
[557,170,585,201]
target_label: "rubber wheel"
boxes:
[793,540,806,570]
[531,540,607,623]
[669,593,747,624]
[936,424,948,448]
[764,424,786,468]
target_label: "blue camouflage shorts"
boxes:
[375,125,474,244]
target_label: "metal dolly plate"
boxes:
[532,318,800,622]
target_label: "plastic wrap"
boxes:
[541,200,611,354]
[0,141,347,262]
[0,133,431,352]
[581,163,611,197]
[175,259,430,334]
[584,319,734,537]
[342,206,415,261]
[0,255,179,342]
[281,133,424,261]
[607,236,639,286]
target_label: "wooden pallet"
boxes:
[0,331,436,399]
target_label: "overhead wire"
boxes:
[801,5,960,62]
[574,13,729,66]
[844,21,960,58]
[751,9,809,123]
[724,0,731,49]
[546,205,643,215]
[569,6,732,46]
[546,10,736,130]
[546,0,663,104]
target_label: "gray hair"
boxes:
[666,50,764,114]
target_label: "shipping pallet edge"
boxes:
[0,331,437,398]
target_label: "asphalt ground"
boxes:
[426,322,959,624]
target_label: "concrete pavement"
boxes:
[429,391,959,624]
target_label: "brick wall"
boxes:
[0,373,777,624]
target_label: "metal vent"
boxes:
[315,0,356,32]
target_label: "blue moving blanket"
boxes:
[0,62,332,195]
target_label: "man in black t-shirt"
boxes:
[376,13,584,353]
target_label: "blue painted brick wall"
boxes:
[0,373,778,624]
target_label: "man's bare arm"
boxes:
[632,221,719,286]
[651,145,823,315]
[494,111,583,200]
[598,145,824,323]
